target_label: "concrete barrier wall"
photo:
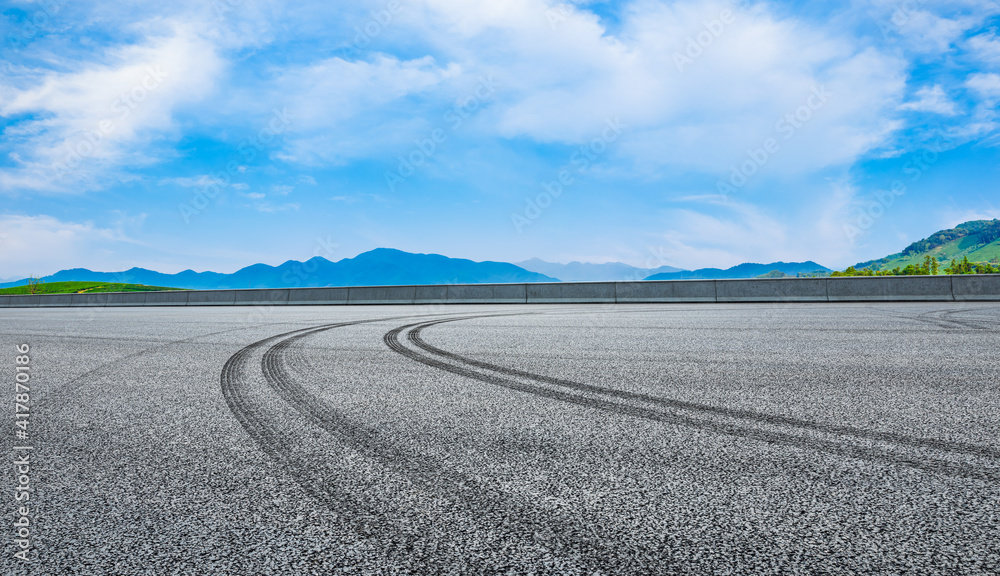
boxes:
[527,282,615,303]
[187,290,237,306]
[415,285,449,304]
[38,294,74,307]
[717,278,828,302]
[144,291,190,306]
[2,276,998,308]
[234,289,290,306]
[70,293,108,307]
[953,275,1000,301]
[106,292,148,306]
[446,284,526,304]
[347,285,416,305]
[286,287,349,305]
[616,280,716,303]
[8,295,40,307]
[827,276,954,302]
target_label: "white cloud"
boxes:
[238,190,300,212]
[899,85,957,115]
[968,32,1000,64]
[383,0,909,175]
[963,73,1000,139]
[887,10,973,53]
[862,0,995,52]
[650,196,789,269]
[159,175,227,188]
[0,214,138,278]
[111,210,148,236]
[0,23,224,192]
[811,182,862,256]
[967,72,1000,98]
[3,0,981,192]
[274,55,461,164]
[652,180,889,270]
[4,0,1000,275]
[254,202,300,213]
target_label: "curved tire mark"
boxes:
[385,318,1000,483]
[257,314,634,575]
[220,321,440,573]
[407,318,1000,460]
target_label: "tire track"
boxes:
[51,322,291,401]
[220,320,456,574]
[887,306,996,332]
[258,314,648,575]
[407,317,1000,460]
[938,307,1000,331]
[224,314,641,575]
[385,318,1000,483]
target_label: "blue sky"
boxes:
[1,0,999,277]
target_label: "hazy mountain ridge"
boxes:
[645,261,831,280]
[0,248,557,289]
[516,258,685,282]
[1,250,838,289]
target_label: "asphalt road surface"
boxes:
[2,303,998,575]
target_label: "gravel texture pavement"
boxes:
[1,303,998,575]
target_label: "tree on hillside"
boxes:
[832,252,1000,276]
[945,256,974,275]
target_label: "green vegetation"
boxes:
[756,270,788,279]
[855,219,1000,272]
[832,255,1000,276]
[0,281,186,295]
[944,256,1000,275]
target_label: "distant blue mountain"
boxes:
[645,261,830,280]
[0,251,833,290]
[516,258,685,282]
[0,248,558,289]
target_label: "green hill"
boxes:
[755,270,789,279]
[855,219,1000,271]
[0,281,186,295]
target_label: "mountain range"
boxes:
[4,220,994,289]
[646,261,831,280]
[0,249,831,289]
[516,258,684,282]
[0,249,557,290]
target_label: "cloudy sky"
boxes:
[2,0,999,277]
